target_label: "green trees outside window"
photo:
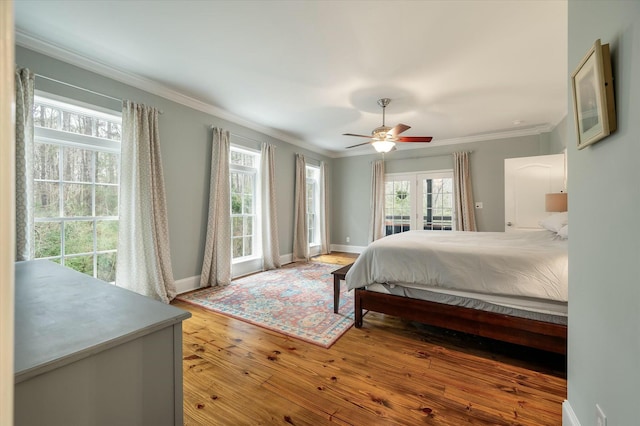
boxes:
[33,95,121,282]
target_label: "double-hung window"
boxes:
[384,171,454,236]
[32,93,121,282]
[230,146,260,261]
[305,164,320,247]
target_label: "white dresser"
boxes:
[14,260,191,426]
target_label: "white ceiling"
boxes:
[14,0,568,157]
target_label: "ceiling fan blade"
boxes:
[343,133,372,138]
[387,123,411,137]
[346,141,372,149]
[397,136,433,143]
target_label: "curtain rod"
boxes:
[296,152,324,165]
[230,132,263,145]
[35,74,164,114]
[210,126,264,145]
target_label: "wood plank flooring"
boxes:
[174,253,566,425]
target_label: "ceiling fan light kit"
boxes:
[372,140,396,153]
[343,98,433,151]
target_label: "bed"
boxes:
[345,228,568,354]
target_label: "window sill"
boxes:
[231,255,263,279]
[232,255,261,265]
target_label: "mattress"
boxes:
[346,229,568,302]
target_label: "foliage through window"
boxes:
[33,94,121,282]
[384,171,454,236]
[230,147,260,260]
[421,176,453,231]
[385,179,411,235]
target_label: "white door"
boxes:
[504,154,565,231]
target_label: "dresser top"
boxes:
[15,260,190,383]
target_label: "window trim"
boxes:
[305,164,321,249]
[230,145,261,265]
[35,91,122,121]
[416,170,455,231]
[384,169,455,235]
[32,93,121,281]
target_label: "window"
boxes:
[385,177,412,235]
[420,173,454,231]
[305,165,320,247]
[33,94,121,282]
[230,146,260,261]
[385,171,454,236]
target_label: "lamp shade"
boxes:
[545,192,568,212]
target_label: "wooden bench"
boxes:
[330,263,354,313]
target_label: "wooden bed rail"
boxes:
[354,288,567,355]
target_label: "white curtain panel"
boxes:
[200,128,232,287]
[15,68,35,261]
[260,142,281,270]
[116,101,177,302]
[453,151,478,232]
[319,161,330,254]
[368,159,386,242]
[292,154,309,261]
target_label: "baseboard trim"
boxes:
[280,253,293,265]
[563,400,581,426]
[175,253,295,295]
[330,244,367,254]
[175,275,200,295]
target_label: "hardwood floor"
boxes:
[175,253,566,425]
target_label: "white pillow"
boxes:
[539,212,568,233]
[557,224,568,239]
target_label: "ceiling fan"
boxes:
[343,98,433,152]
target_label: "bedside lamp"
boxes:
[545,192,568,212]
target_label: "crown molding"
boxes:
[14,30,564,160]
[15,29,335,158]
[429,124,555,147]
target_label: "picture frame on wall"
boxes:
[571,39,616,149]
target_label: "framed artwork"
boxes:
[571,39,617,149]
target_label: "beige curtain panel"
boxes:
[260,142,281,270]
[200,128,232,287]
[369,159,386,242]
[116,101,177,302]
[15,67,35,261]
[453,151,477,232]
[292,154,309,261]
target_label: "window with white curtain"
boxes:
[230,146,261,261]
[385,171,455,236]
[306,164,320,247]
[32,93,121,281]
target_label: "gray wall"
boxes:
[16,43,574,285]
[567,2,640,425]
[550,115,568,154]
[16,46,331,281]
[332,134,553,247]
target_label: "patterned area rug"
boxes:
[177,262,354,348]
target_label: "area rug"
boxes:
[177,262,354,348]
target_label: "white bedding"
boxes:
[345,230,568,302]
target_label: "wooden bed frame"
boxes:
[354,288,567,354]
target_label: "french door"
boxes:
[384,171,454,236]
